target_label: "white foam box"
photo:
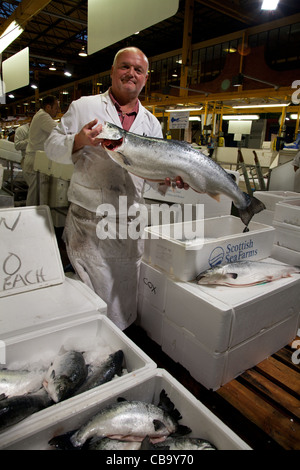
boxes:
[162,312,298,391]
[271,244,300,265]
[143,215,275,281]
[138,260,300,390]
[252,209,274,226]
[0,368,251,450]
[254,191,300,211]
[274,198,300,227]
[273,220,300,252]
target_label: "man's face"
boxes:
[48,100,59,118]
[111,50,148,101]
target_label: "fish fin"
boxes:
[140,436,159,450]
[158,389,182,421]
[117,396,127,402]
[172,425,192,436]
[50,369,55,379]
[48,430,78,450]
[207,192,221,202]
[153,419,168,432]
[238,194,266,227]
[0,393,7,401]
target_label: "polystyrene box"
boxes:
[0,368,251,450]
[0,314,157,446]
[143,216,275,281]
[273,221,300,252]
[274,199,300,227]
[272,244,300,265]
[162,312,298,390]
[254,191,300,211]
[142,258,300,354]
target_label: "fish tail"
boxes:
[238,193,265,227]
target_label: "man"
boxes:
[292,150,300,173]
[44,47,162,330]
[23,95,59,205]
[14,118,31,166]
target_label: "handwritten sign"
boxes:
[0,206,65,297]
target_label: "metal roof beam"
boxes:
[0,0,53,36]
[195,0,258,25]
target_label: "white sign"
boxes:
[88,0,179,55]
[2,48,29,93]
[0,206,64,297]
[169,112,190,129]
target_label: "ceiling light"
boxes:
[30,81,38,89]
[261,0,280,11]
[78,45,88,57]
[49,62,56,71]
[0,20,24,54]
[166,107,203,112]
[290,114,299,120]
[8,94,14,99]
[233,103,290,109]
[223,115,260,120]
[189,116,201,121]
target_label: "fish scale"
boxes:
[99,122,266,228]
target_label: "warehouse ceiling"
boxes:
[0,0,300,102]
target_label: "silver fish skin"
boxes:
[88,436,142,451]
[142,436,217,451]
[70,390,190,448]
[99,122,265,227]
[0,388,52,432]
[0,368,45,398]
[196,260,300,287]
[43,351,88,403]
[74,350,124,396]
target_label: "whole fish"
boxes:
[0,368,45,398]
[43,350,88,403]
[99,122,265,228]
[50,389,191,448]
[0,388,53,432]
[196,260,300,287]
[74,350,124,396]
[141,436,217,450]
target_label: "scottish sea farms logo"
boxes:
[208,239,258,267]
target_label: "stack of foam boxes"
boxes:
[137,215,300,391]
[272,198,300,266]
[252,190,299,226]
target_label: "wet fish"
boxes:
[99,122,265,228]
[0,388,53,432]
[43,350,88,403]
[50,389,191,449]
[87,436,142,451]
[196,260,300,287]
[0,368,45,398]
[74,350,124,396]
[141,435,217,450]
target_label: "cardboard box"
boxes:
[143,216,275,281]
[0,369,251,450]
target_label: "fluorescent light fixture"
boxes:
[64,70,72,77]
[189,116,201,121]
[0,20,24,54]
[233,103,290,109]
[261,0,280,11]
[290,114,299,120]
[223,115,260,120]
[166,107,203,112]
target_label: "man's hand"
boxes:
[73,119,103,152]
[165,176,189,190]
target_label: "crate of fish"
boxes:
[143,215,275,281]
[0,368,251,450]
[0,313,156,443]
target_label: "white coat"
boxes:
[44,91,163,330]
